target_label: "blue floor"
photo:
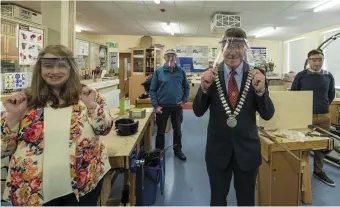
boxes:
[153,110,340,206]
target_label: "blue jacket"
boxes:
[149,65,190,108]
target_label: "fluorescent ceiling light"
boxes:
[154,0,160,4]
[255,27,276,38]
[323,27,340,33]
[284,37,306,43]
[166,23,174,36]
[313,0,340,12]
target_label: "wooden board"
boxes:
[259,91,313,130]
[101,110,152,157]
[260,129,331,153]
[128,75,147,105]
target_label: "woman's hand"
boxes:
[3,92,28,128]
[80,86,97,110]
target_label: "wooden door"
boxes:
[6,35,18,60]
[119,53,131,95]
[1,34,7,59]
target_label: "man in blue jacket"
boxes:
[149,48,190,161]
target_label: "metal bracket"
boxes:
[135,159,145,189]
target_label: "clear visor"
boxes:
[164,53,177,61]
[40,57,71,69]
[213,37,255,69]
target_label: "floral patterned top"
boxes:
[1,93,113,206]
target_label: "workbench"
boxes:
[257,129,332,206]
[98,109,154,206]
[135,98,171,133]
[256,91,333,206]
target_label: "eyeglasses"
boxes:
[308,58,323,62]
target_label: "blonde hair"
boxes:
[27,45,82,108]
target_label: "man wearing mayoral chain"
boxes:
[193,27,275,206]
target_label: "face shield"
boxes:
[213,37,255,70]
[164,53,177,67]
[40,57,71,71]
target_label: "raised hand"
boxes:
[80,86,97,109]
[252,69,265,94]
[3,92,28,127]
[201,68,217,90]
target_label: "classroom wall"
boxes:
[282,24,340,73]
[77,33,282,73]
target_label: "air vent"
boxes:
[211,14,241,34]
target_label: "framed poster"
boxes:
[19,25,43,66]
[250,47,267,67]
[192,46,209,58]
[5,73,28,90]
[176,45,193,57]
[77,40,89,56]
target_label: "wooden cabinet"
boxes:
[145,48,162,76]
[131,48,146,75]
[1,23,18,60]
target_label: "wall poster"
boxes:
[176,45,193,57]
[19,25,44,66]
[5,73,28,90]
[249,47,267,67]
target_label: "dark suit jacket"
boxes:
[193,62,275,171]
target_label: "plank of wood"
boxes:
[260,135,330,152]
[129,75,147,105]
[301,152,312,204]
[258,91,313,130]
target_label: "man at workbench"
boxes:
[193,28,275,205]
[149,48,190,161]
[291,49,336,187]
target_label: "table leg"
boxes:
[301,152,312,204]
[98,171,115,206]
[143,121,152,152]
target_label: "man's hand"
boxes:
[252,69,265,94]
[155,106,162,114]
[201,68,217,90]
[178,101,184,107]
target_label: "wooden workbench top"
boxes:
[101,109,152,158]
[331,98,340,105]
[259,128,331,162]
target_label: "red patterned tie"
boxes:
[228,70,239,109]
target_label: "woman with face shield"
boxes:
[192,28,275,206]
[149,49,190,161]
[1,45,113,206]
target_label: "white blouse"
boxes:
[43,106,73,203]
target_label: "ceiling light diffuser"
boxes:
[166,23,174,36]
[255,27,276,38]
[154,0,160,4]
[313,0,340,12]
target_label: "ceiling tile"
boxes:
[87,1,122,12]
[114,0,145,5]
[174,0,205,7]
[73,0,340,39]
[117,3,150,12]
[204,1,235,9]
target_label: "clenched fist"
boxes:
[201,68,217,90]
[80,86,97,109]
[252,69,266,94]
[3,92,28,128]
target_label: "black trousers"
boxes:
[43,178,103,206]
[206,151,258,206]
[156,105,183,151]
